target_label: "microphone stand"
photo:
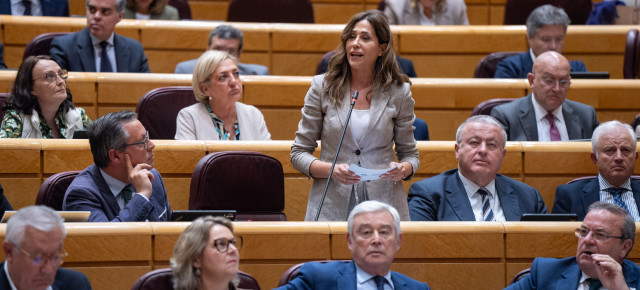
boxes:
[314,91,359,221]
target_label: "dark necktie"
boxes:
[373,276,385,290]
[478,188,495,221]
[22,0,31,15]
[587,278,601,290]
[121,184,133,207]
[545,113,561,141]
[607,187,630,212]
[99,41,113,72]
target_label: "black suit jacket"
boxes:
[0,0,69,16]
[0,261,92,289]
[552,178,640,220]
[50,28,150,73]
[0,184,13,219]
[490,94,599,141]
[408,169,548,221]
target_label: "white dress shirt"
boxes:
[458,171,506,221]
[532,94,569,141]
[90,33,117,72]
[355,262,395,290]
[598,174,640,221]
[10,0,42,16]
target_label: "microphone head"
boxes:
[352,90,359,101]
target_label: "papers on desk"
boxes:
[348,164,397,181]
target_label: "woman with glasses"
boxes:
[175,50,271,140]
[0,55,91,138]
[171,216,242,290]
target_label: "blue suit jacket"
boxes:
[50,28,150,73]
[408,169,548,221]
[413,117,429,141]
[0,0,69,16]
[490,94,599,141]
[0,261,92,289]
[174,58,269,75]
[552,178,640,220]
[62,164,171,222]
[276,260,430,290]
[505,257,640,290]
[494,51,587,79]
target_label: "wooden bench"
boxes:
[0,16,632,77]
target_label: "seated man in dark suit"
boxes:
[51,0,150,73]
[494,5,587,79]
[408,115,547,221]
[553,121,640,221]
[175,25,269,75]
[276,200,430,289]
[63,111,171,222]
[491,51,598,141]
[506,202,640,290]
[0,0,69,16]
[1,205,91,290]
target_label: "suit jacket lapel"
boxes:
[631,179,640,211]
[562,102,581,139]
[0,262,10,289]
[519,94,538,141]
[78,29,97,72]
[495,175,521,221]
[445,172,476,221]
[557,262,581,290]
[582,179,600,212]
[114,34,130,73]
[89,165,123,214]
[367,90,391,133]
[337,261,357,290]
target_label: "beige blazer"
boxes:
[384,0,469,25]
[175,102,271,140]
[291,75,419,221]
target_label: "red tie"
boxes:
[545,113,561,141]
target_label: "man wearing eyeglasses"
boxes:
[63,110,171,222]
[491,51,598,141]
[1,205,91,290]
[553,121,640,222]
[276,200,430,289]
[506,202,640,290]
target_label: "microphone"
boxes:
[314,90,359,221]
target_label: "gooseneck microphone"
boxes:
[314,90,359,221]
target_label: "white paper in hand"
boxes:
[348,164,398,181]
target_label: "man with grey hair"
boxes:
[408,115,547,221]
[1,205,91,290]
[174,25,269,75]
[276,200,430,289]
[51,0,150,72]
[63,111,171,222]
[553,121,640,221]
[506,202,640,290]
[494,4,587,78]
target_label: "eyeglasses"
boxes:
[539,77,571,89]
[122,131,149,150]
[17,246,67,267]
[212,237,242,253]
[574,228,626,242]
[34,70,68,82]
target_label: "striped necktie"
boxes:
[607,187,630,212]
[373,276,385,290]
[22,0,31,15]
[478,188,495,221]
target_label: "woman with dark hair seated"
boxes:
[0,55,91,138]
[124,0,179,20]
[171,216,242,290]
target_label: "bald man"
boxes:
[490,51,598,141]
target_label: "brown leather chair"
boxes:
[503,0,592,25]
[227,0,314,23]
[135,86,198,140]
[471,98,517,116]
[189,151,286,221]
[509,268,531,285]
[168,0,192,19]
[624,29,640,79]
[35,171,81,211]
[474,51,520,78]
[22,32,71,60]
[131,268,261,290]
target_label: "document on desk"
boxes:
[348,164,397,181]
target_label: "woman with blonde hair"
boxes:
[124,0,179,20]
[171,216,242,290]
[175,50,270,140]
[384,0,469,25]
